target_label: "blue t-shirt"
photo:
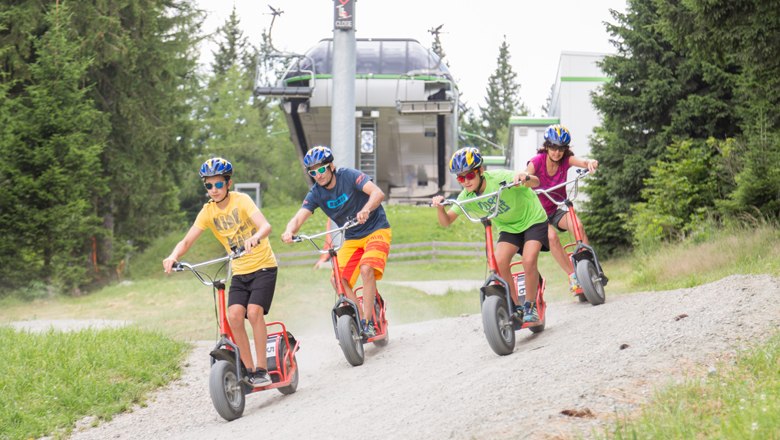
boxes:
[302,168,391,239]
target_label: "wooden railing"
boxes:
[276,241,484,267]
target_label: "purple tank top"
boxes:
[529,153,569,216]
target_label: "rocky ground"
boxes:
[54,274,780,440]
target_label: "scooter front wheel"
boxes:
[481,295,516,355]
[209,360,245,421]
[337,314,365,366]
[576,259,606,305]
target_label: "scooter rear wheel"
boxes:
[209,360,245,421]
[337,314,365,366]
[481,295,515,355]
[372,299,389,347]
[278,354,299,395]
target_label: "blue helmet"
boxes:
[544,124,571,147]
[199,157,233,178]
[303,146,334,168]
[448,147,483,174]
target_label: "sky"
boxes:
[194,0,627,115]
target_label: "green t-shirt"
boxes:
[453,169,548,234]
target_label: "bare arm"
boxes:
[356,180,385,224]
[281,208,314,243]
[243,210,272,253]
[569,155,599,173]
[162,225,204,273]
[430,195,459,227]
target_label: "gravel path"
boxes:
[67,274,780,440]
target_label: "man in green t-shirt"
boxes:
[431,147,549,323]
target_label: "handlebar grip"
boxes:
[172,262,183,271]
[291,236,302,242]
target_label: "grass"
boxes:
[605,333,780,439]
[0,327,188,440]
[1,205,779,438]
[605,224,780,292]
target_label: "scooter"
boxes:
[173,248,300,421]
[536,169,608,305]
[441,181,546,356]
[292,219,389,366]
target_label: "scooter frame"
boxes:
[173,249,300,421]
[535,169,608,305]
[293,219,389,366]
[441,180,546,356]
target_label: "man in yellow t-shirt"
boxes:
[163,157,278,386]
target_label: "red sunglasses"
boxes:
[456,171,477,183]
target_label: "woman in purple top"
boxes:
[526,124,599,294]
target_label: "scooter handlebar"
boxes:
[436,180,521,223]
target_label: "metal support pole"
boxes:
[332,0,357,169]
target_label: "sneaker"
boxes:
[522,301,540,324]
[568,272,583,294]
[363,319,376,338]
[249,368,271,387]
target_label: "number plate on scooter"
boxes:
[516,274,526,303]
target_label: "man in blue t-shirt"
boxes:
[281,146,392,337]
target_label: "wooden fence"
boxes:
[276,241,484,267]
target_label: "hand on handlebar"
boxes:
[356,208,371,224]
[430,195,447,207]
[162,256,178,274]
[513,172,532,186]
[281,230,296,244]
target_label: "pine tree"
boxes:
[584,0,740,254]
[66,0,203,267]
[478,36,528,152]
[0,4,108,292]
[211,7,250,77]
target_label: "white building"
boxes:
[509,51,609,177]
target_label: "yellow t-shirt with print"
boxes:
[194,191,277,275]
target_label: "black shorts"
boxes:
[548,208,569,232]
[229,267,278,315]
[497,222,550,255]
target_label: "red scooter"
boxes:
[536,169,608,305]
[173,248,300,421]
[293,219,389,366]
[441,181,546,356]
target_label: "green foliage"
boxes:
[718,119,780,220]
[478,36,527,148]
[586,0,740,255]
[68,1,203,256]
[188,12,307,219]
[627,139,722,250]
[0,327,188,440]
[0,5,109,293]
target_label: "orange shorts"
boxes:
[337,228,392,288]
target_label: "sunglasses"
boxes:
[308,165,329,177]
[203,181,226,190]
[456,171,477,183]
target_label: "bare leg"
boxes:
[246,304,268,370]
[548,224,574,274]
[494,242,520,305]
[228,305,254,372]
[557,215,590,245]
[359,264,377,322]
[520,240,543,304]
